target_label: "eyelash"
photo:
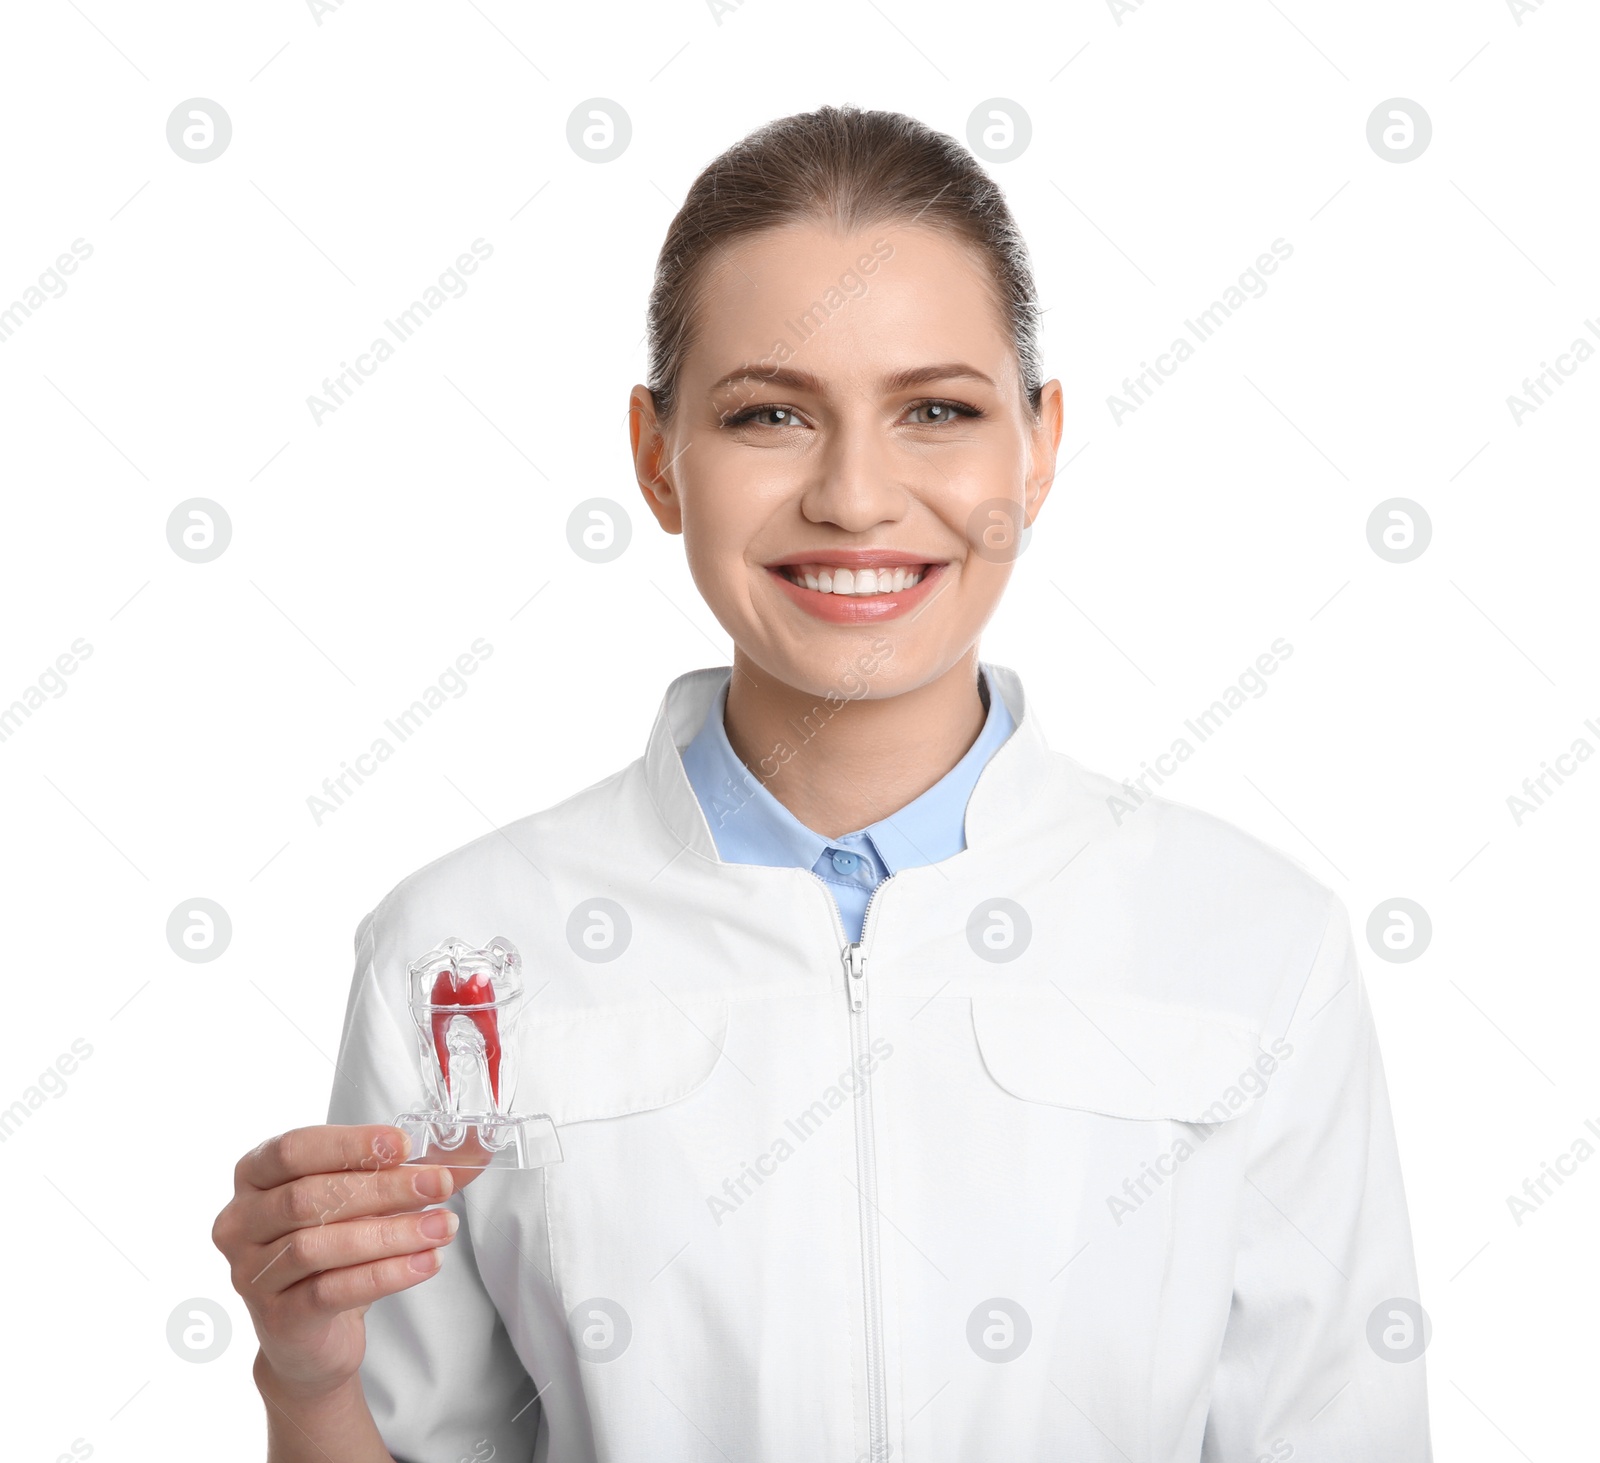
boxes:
[720,398,984,429]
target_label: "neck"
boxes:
[721,647,989,841]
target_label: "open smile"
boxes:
[763,558,950,623]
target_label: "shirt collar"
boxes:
[679,665,1016,875]
[648,662,1048,867]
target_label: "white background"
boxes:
[1,1,1595,1458]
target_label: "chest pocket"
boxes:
[969,989,1272,1123]
[515,994,730,1125]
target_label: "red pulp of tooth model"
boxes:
[430,969,502,1105]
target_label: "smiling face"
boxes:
[631,219,1062,702]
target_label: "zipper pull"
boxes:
[843,942,867,1012]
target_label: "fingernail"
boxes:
[420,1209,458,1242]
[415,1167,452,1200]
[409,1248,441,1274]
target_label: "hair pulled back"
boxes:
[645,104,1044,425]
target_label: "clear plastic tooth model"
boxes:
[393,935,562,1172]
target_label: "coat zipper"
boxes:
[811,868,893,1463]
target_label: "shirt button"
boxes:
[830,850,859,874]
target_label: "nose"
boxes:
[798,414,912,533]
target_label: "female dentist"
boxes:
[213,105,1431,1463]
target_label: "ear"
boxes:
[630,385,684,535]
[1023,379,1064,529]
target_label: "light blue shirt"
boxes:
[680,665,1015,942]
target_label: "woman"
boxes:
[214,106,1431,1462]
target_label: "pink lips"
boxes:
[766,561,947,624]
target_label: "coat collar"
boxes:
[643,662,1058,865]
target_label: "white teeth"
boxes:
[784,564,925,595]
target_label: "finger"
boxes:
[250,1207,460,1294]
[280,1247,449,1321]
[248,1163,454,1244]
[398,1133,507,1198]
[237,1124,409,1192]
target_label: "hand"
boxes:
[212,1123,484,1401]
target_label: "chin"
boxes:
[761,637,949,705]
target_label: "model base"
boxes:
[395,1110,563,1171]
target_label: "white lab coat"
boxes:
[327,663,1431,1463]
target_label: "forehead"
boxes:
[685,220,1015,388]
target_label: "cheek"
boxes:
[938,449,1030,546]
[684,443,797,540]
[679,464,771,605]
[915,418,1027,488]
[954,550,1015,618]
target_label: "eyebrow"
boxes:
[708,362,996,396]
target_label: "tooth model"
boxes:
[394,936,562,1172]
[430,963,503,1105]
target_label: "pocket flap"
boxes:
[517,996,728,1125]
[970,991,1270,1123]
